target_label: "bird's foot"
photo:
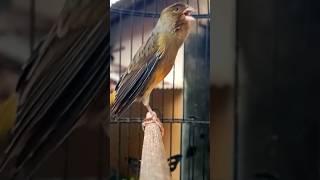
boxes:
[149,110,157,118]
[142,111,164,136]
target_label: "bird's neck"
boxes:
[156,25,190,44]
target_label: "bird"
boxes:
[0,0,109,179]
[111,2,195,132]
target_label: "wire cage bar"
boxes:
[110,0,210,179]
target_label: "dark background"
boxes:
[234,0,320,179]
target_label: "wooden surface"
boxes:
[140,113,170,180]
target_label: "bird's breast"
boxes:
[143,47,178,95]
[153,56,174,82]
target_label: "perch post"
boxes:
[139,112,170,180]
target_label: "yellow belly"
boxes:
[142,54,176,97]
[140,34,181,101]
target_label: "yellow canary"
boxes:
[111,2,195,120]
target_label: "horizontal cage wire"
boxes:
[110,8,210,19]
[110,0,210,180]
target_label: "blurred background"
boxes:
[0,0,108,179]
[0,0,65,102]
[212,0,320,180]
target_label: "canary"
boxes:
[111,3,195,129]
[0,0,108,178]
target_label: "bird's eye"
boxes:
[174,7,179,12]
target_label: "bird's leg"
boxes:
[146,104,156,117]
[142,104,164,136]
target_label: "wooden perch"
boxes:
[139,113,170,180]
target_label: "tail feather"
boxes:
[0,95,17,141]
[110,91,116,107]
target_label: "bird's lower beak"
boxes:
[183,7,195,21]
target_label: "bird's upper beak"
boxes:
[183,7,195,21]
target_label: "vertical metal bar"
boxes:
[161,93,164,121]
[63,139,69,179]
[161,0,166,121]
[130,2,135,64]
[151,0,159,109]
[127,0,135,176]
[192,125,195,180]
[170,43,175,177]
[126,123,129,176]
[155,0,159,24]
[98,127,103,180]
[204,2,210,179]
[180,70,184,179]
[233,0,239,178]
[118,10,123,180]
[181,3,187,177]
[118,123,121,180]
[139,0,147,162]
[29,0,35,52]
[161,0,165,121]
[202,126,206,180]
[182,8,210,180]
[142,0,146,43]
[188,123,191,179]
[119,13,122,78]
[196,0,200,34]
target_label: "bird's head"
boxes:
[157,2,195,34]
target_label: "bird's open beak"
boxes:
[183,7,195,21]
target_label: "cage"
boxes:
[110,0,210,179]
[0,0,210,179]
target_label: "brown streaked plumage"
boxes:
[111,2,195,121]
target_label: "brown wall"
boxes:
[211,86,234,180]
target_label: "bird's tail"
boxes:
[110,90,117,119]
[110,90,116,107]
[0,94,17,179]
[0,94,17,141]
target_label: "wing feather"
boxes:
[111,33,164,118]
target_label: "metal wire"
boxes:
[111,8,210,19]
[29,0,35,52]
[110,118,209,124]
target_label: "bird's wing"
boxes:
[0,0,109,178]
[111,32,165,117]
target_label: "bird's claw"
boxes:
[142,112,164,136]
